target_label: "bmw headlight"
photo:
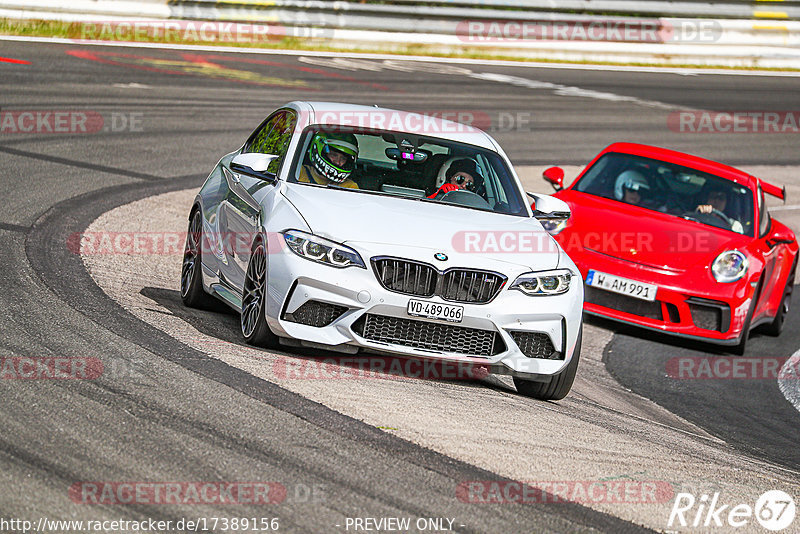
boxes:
[510,269,572,296]
[283,230,365,269]
[711,250,748,283]
[540,218,568,236]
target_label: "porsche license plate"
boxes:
[407,300,464,323]
[586,270,657,302]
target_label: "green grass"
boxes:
[2,17,798,72]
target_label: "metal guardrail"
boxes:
[2,0,799,67]
[165,0,800,46]
[383,0,800,19]
[167,0,800,21]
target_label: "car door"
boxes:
[752,187,779,321]
[218,109,297,293]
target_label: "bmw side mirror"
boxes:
[543,166,565,191]
[527,192,571,221]
[231,153,279,182]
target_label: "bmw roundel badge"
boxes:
[434,252,448,261]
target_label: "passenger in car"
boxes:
[298,132,360,189]
[427,158,484,199]
[613,170,651,206]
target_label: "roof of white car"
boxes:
[297,101,497,150]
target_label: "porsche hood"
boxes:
[558,192,749,270]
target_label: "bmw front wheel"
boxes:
[241,241,278,347]
[514,325,581,401]
[181,209,215,309]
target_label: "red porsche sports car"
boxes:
[541,142,797,353]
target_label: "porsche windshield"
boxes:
[288,127,528,217]
[574,152,755,236]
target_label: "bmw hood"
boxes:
[281,183,559,272]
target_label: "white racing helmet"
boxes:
[614,170,650,200]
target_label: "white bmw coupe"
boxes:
[180,101,583,400]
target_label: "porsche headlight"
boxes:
[510,269,572,296]
[283,230,365,269]
[711,250,748,283]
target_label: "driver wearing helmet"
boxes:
[428,158,484,199]
[614,170,651,206]
[299,132,360,189]
[696,186,744,234]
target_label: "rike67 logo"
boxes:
[668,490,795,531]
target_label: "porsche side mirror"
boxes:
[767,238,794,250]
[231,153,279,182]
[543,166,565,191]
[766,225,795,249]
[527,192,571,221]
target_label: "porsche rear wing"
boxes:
[760,180,786,202]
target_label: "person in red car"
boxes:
[696,186,744,233]
[613,170,651,206]
[428,158,483,199]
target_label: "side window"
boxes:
[759,188,770,237]
[475,153,502,205]
[243,110,297,175]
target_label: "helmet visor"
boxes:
[322,141,357,172]
[623,183,647,194]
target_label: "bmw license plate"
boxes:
[407,299,464,323]
[586,270,657,302]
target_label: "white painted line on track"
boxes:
[294,56,680,110]
[5,34,800,77]
[4,33,682,109]
[468,71,677,110]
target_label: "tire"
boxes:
[514,325,582,401]
[731,323,749,356]
[762,259,796,337]
[180,209,216,309]
[241,241,279,348]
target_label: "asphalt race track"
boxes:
[3,39,800,533]
[604,313,800,470]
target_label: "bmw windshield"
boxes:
[287,127,529,217]
[574,152,755,236]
